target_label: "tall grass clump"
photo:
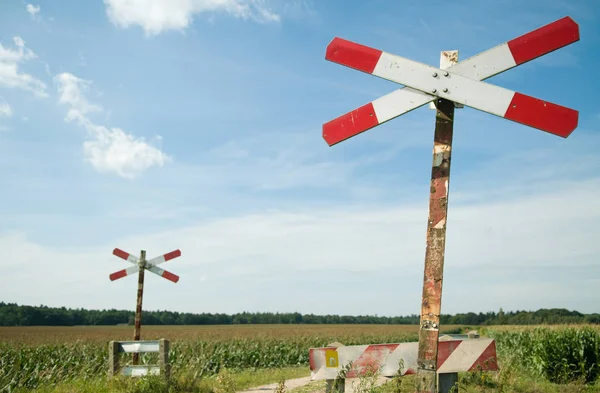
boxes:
[488,326,600,384]
[0,343,107,391]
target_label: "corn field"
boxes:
[1,324,599,392]
[0,324,427,392]
[485,326,600,385]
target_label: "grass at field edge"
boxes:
[12,367,310,393]
[9,366,600,393]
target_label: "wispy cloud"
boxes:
[26,4,41,19]
[103,0,281,36]
[54,73,171,178]
[26,4,53,32]
[55,73,102,117]
[280,0,318,22]
[1,175,598,314]
[202,131,353,190]
[42,62,52,77]
[0,37,48,98]
[418,18,435,36]
[0,97,12,117]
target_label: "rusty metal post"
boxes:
[132,250,146,365]
[415,97,455,393]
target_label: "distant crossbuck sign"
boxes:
[109,248,181,283]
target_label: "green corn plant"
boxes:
[487,326,600,385]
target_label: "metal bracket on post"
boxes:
[429,51,463,110]
[107,339,171,379]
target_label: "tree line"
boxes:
[0,302,598,326]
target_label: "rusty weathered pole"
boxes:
[415,97,455,393]
[132,250,146,365]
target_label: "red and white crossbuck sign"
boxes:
[322,16,579,146]
[321,16,580,393]
[109,248,181,283]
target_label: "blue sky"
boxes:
[0,0,598,317]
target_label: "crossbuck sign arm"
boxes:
[322,16,579,146]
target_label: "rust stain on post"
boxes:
[415,98,455,393]
[132,250,146,366]
[441,50,459,65]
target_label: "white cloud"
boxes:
[55,73,102,117]
[103,0,280,36]
[42,62,52,77]
[26,4,41,18]
[0,98,12,117]
[0,177,598,314]
[79,117,171,178]
[143,178,598,274]
[0,36,47,97]
[55,72,171,178]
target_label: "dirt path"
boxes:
[237,376,313,393]
[238,376,391,393]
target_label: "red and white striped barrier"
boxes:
[322,16,579,145]
[309,338,498,380]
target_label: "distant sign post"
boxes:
[109,248,181,365]
[320,17,579,393]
